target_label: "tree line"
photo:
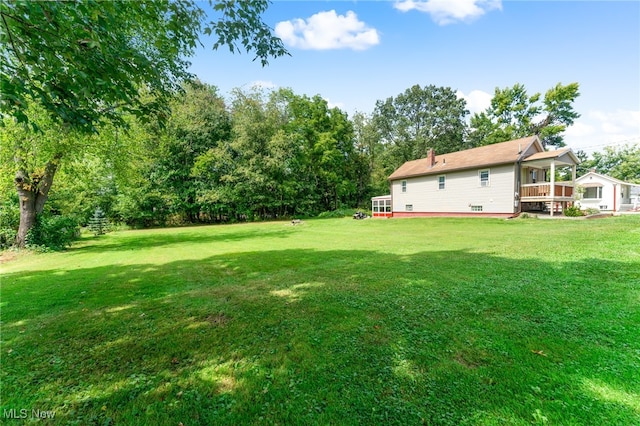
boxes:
[1,1,638,250]
[3,78,638,250]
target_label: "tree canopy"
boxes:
[0,0,288,247]
[191,87,362,220]
[0,0,287,131]
[579,144,640,183]
[372,84,469,169]
[469,82,580,148]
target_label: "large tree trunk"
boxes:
[14,153,62,248]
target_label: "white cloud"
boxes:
[394,0,502,25]
[564,121,595,138]
[275,10,380,51]
[589,110,640,134]
[456,89,492,115]
[324,97,345,111]
[564,109,640,154]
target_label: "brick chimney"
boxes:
[427,148,435,167]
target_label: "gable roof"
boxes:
[521,147,580,167]
[524,149,570,161]
[389,136,542,181]
[576,171,640,187]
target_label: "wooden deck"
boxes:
[520,183,574,201]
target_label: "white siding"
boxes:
[391,164,517,213]
[576,175,622,211]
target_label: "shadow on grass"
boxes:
[2,249,639,425]
[67,223,297,253]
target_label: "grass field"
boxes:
[1,216,639,425]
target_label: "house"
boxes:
[575,171,640,212]
[376,135,580,218]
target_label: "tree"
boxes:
[47,153,119,224]
[193,87,280,221]
[468,82,580,149]
[372,85,469,172]
[574,149,591,180]
[154,80,231,223]
[533,83,581,148]
[580,144,640,183]
[1,1,287,129]
[191,87,361,219]
[0,103,78,247]
[1,0,287,247]
[88,207,108,236]
[283,91,359,212]
[351,112,383,200]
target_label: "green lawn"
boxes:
[2,216,639,425]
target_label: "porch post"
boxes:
[571,164,577,203]
[550,160,556,216]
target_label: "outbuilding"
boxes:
[576,171,640,212]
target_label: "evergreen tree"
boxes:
[88,207,108,236]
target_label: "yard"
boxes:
[1,216,639,425]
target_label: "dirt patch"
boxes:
[454,350,489,369]
[0,251,19,264]
[585,213,613,220]
[205,313,230,326]
[454,353,479,369]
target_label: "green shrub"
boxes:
[0,227,17,249]
[563,205,584,217]
[26,214,80,251]
[584,208,600,215]
[114,190,170,228]
[317,208,371,219]
[0,198,20,249]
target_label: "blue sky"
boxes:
[189,0,640,155]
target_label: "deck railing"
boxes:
[521,183,573,198]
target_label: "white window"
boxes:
[438,175,445,190]
[584,187,602,199]
[372,199,392,213]
[405,204,413,212]
[401,180,407,193]
[471,205,483,212]
[479,170,490,187]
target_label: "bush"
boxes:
[563,205,584,217]
[26,214,81,251]
[114,190,170,228]
[0,227,17,250]
[518,212,536,219]
[317,208,363,219]
[0,198,20,249]
[584,208,600,216]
